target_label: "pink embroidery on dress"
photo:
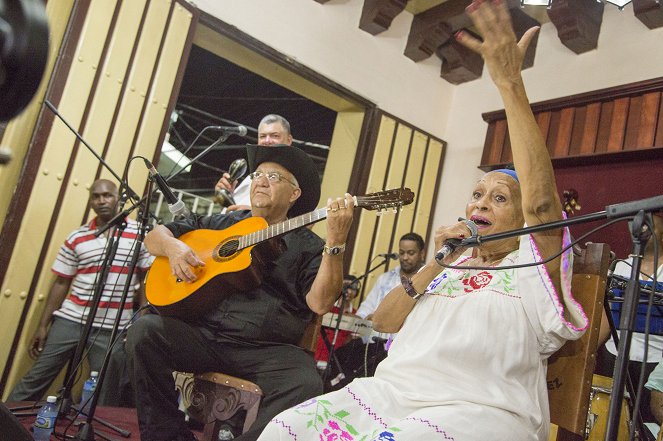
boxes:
[320,419,354,441]
[527,224,588,332]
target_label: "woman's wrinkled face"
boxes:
[465,172,524,236]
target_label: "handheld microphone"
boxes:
[378,252,398,260]
[212,125,248,136]
[216,158,248,207]
[143,159,190,218]
[435,219,479,262]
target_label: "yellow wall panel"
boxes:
[394,131,428,240]
[412,140,444,241]
[312,111,363,239]
[128,2,193,194]
[0,0,75,226]
[104,0,173,184]
[0,1,120,388]
[2,0,195,398]
[349,116,395,290]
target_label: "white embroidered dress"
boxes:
[258,230,588,441]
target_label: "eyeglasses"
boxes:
[249,170,298,187]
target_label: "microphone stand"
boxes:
[449,194,663,441]
[321,256,394,388]
[73,182,155,441]
[37,101,156,439]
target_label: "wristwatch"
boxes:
[323,243,346,256]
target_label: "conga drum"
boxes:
[586,374,631,441]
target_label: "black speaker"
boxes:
[0,402,33,441]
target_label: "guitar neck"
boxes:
[237,191,407,250]
[240,207,329,249]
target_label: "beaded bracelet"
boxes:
[400,275,425,300]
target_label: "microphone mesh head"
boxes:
[237,125,248,136]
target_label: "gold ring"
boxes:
[331,207,338,212]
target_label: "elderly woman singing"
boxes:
[257,1,587,440]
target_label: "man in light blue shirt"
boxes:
[326,233,425,391]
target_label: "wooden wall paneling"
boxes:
[394,131,427,243]
[552,107,575,157]
[349,115,395,296]
[568,105,587,156]
[547,110,562,156]
[127,1,194,192]
[636,92,661,148]
[0,0,121,391]
[481,119,506,166]
[607,97,630,152]
[536,111,552,141]
[579,102,601,155]
[656,94,663,147]
[623,95,643,150]
[412,139,445,256]
[595,100,614,154]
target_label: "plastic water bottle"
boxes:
[33,395,58,441]
[79,371,98,415]
[217,424,235,440]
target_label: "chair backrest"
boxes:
[547,242,611,440]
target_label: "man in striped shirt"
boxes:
[9,179,153,406]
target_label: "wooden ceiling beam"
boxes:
[633,0,663,29]
[509,7,540,70]
[359,0,409,35]
[436,33,484,84]
[548,0,604,54]
[404,0,471,62]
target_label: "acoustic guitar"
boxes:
[146,188,414,318]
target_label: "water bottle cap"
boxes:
[46,396,57,403]
[90,371,99,377]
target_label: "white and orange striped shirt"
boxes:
[52,217,153,329]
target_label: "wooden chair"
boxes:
[547,242,612,441]
[174,315,322,441]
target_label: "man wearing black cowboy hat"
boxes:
[126,145,355,441]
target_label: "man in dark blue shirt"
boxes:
[126,145,355,441]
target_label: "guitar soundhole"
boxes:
[214,237,240,262]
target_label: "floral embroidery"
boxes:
[294,397,403,441]
[320,419,354,441]
[462,271,493,292]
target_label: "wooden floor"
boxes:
[8,402,203,441]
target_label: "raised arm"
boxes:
[457,1,564,276]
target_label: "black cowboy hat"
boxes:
[246,144,321,217]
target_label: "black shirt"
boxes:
[165,210,324,345]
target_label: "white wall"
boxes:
[193,0,663,256]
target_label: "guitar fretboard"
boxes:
[238,207,328,250]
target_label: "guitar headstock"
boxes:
[354,188,414,214]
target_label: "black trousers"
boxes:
[125,314,322,441]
